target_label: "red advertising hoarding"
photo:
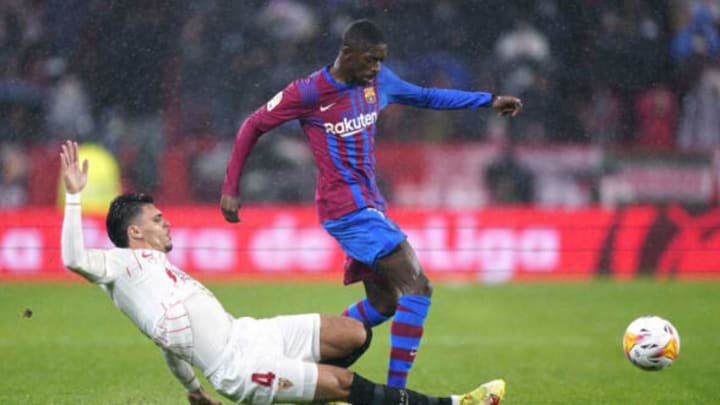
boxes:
[1,205,718,281]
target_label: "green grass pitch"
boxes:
[1,280,718,404]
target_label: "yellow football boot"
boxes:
[458,379,506,405]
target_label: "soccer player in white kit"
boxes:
[59,140,506,405]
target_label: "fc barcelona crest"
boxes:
[363,87,377,104]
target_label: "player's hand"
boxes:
[491,95,523,117]
[60,140,89,194]
[187,388,222,405]
[220,194,242,223]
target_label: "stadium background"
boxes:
[1,0,719,280]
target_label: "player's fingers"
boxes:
[72,141,79,162]
[222,209,239,223]
[62,150,72,169]
[64,140,74,163]
[72,141,79,163]
[61,143,69,162]
[502,104,520,117]
[81,159,89,174]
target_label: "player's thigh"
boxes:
[260,313,322,362]
[318,315,367,359]
[209,351,318,405]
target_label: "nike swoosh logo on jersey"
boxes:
[320,103,336,112]
[339,128,364,137]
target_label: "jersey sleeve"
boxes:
[61,192,117,284]
[222,82,307,197]
[380,66,494,109]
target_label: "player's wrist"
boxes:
[65,192,81,204]
[184,375,201,392]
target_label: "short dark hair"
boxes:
[106,193,154,248]
[342,19,385,49]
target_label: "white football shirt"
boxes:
[61,193,231,377]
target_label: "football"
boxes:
[623,316,680,370]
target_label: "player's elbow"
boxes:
[62,257,82,272]
[61,250,84,272]
[237,113,264,137]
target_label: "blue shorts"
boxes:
[322,208,407,270]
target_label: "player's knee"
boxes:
[355,321,372,350]
[402,272,433,297]
[322,322,372,368]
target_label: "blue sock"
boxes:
[342,297,390,327]
[387,295,431,388]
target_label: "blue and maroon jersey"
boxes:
[222,65,494,221]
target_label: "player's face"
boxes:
[132,204,173,253]
[347,44,387,84]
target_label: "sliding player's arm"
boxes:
[59,140,116,283]
[162,351,223,405]
[162,350,200,391]
[380,66,522,116]
[61,192,115,283]
[221,82,307,223]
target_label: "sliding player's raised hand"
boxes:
[60,140,88,194]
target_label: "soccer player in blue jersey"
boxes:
[221,19,522,391]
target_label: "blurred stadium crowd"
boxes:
[1,0,719,206]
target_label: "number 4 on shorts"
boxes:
[251,372,276,387]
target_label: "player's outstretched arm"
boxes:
[491,95,523,117]
[60,140,114,282]
[163,350,223,404]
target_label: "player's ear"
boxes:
[127,224,143,241]
[339,45,355,61]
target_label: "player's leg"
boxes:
[317,315,372,368]
[314,366,505,405]
[322,208,428,388]
[204,314,365,405]
[209,356,504,405]
[362,278,399,317]
[257,313,374,371]
[341,264,397,326]
[228,314,503,405]
[376,239,433,389]
[341,261,433,389]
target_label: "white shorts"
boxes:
[206,314,321,405]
